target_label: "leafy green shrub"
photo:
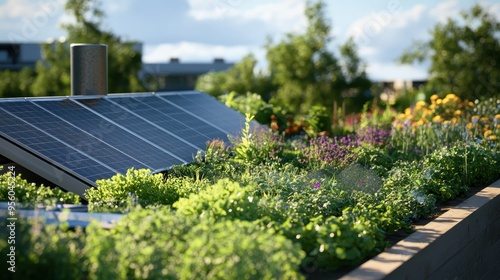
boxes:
[380,161,437,221]
[86,207,305,279]
[279,215,385,271]
[353,146,394,177]
[0,167,80,206]
[85,168,210,213]
[301,105,331,137]
[85,168,169,213]
[424,143,499,189]
[182,219,305,279]
[220,91,274,125]
[0,219,86,279]
[174,179,262,221]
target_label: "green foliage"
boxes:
[266,1,371,115]
[3,96,499,276]
[182,219,305,279]
[0,208,305,280]
[174,179,261,221]
[0,219,87,279]
[220,91,274,124]
[424,143,498,190]
[196,54,273,99]
[0,167,80,206]
[196,0,371,124]
[400,4,500,100]
[230,114,284,165]
[280,214,385,270]
[0,68,36,98]
[353,146,394,177]
[85,168,209,213]
[381,161,437,221]
[86,207,305,279]
[302,105,331,137]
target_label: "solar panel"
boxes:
[113,95,229,146]
[0,107,116,184]
[0,101,149,174]
[0,91,248,197]
[34,99,184,171]
[159,93,245,135]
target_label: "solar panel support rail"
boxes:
[0,136,91,198]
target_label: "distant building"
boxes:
[141,58,233,91]
[0,42,41,70]
[0,42,234,91]
[375,79,428,104]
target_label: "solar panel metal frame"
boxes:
[0,91,249,198]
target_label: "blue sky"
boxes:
[1,0,499,81]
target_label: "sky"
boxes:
[1,0,499,81]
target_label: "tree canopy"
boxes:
[196,0,371,116]
[400,4,500,100]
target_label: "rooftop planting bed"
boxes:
[1,94,499,279]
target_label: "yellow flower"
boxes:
[413,120,424,127]
[480,117,489,124]
[484,130,493,138]
[432,115,443,123]
[468,101,474,107]
[489,135,497,141]
[430,94,439,103]
[443,120,451,126]
[466,123,474,130]
[471,115,480,124]
[436,99,443,105]
[445,93,457,100]
[453,110,462,117]
[495,114,500,120]
[415,101,427,109]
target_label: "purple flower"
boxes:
[314,182,321,189]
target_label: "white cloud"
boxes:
[366,62,428,81]
[429,0,460,22]
[0,0,65,41]
[485,2,500,17]
[187,0,307,32]
[347,4,427,46]
[143,41,262,63]
[358,46,378,57]
[390,4,427,28]
[0,0,64,18]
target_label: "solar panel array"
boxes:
[0,91,248,196]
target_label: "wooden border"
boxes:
[340,179,500,280]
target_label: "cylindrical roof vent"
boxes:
[70,43,107,96]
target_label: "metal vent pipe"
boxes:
[70,43,107,96]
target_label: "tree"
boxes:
[0,68,36,98]
[196,0,371,117]
[196,54,274,100]
[400,4,500,100]
[31,0,144,96]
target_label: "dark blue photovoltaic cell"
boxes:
[33,99,183,171]
[0,91,250,190]
[112,95,228,148]
[75,98,199,163]
[0,101,150,173]
[0,107,115,183]
[159,93,246,135]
